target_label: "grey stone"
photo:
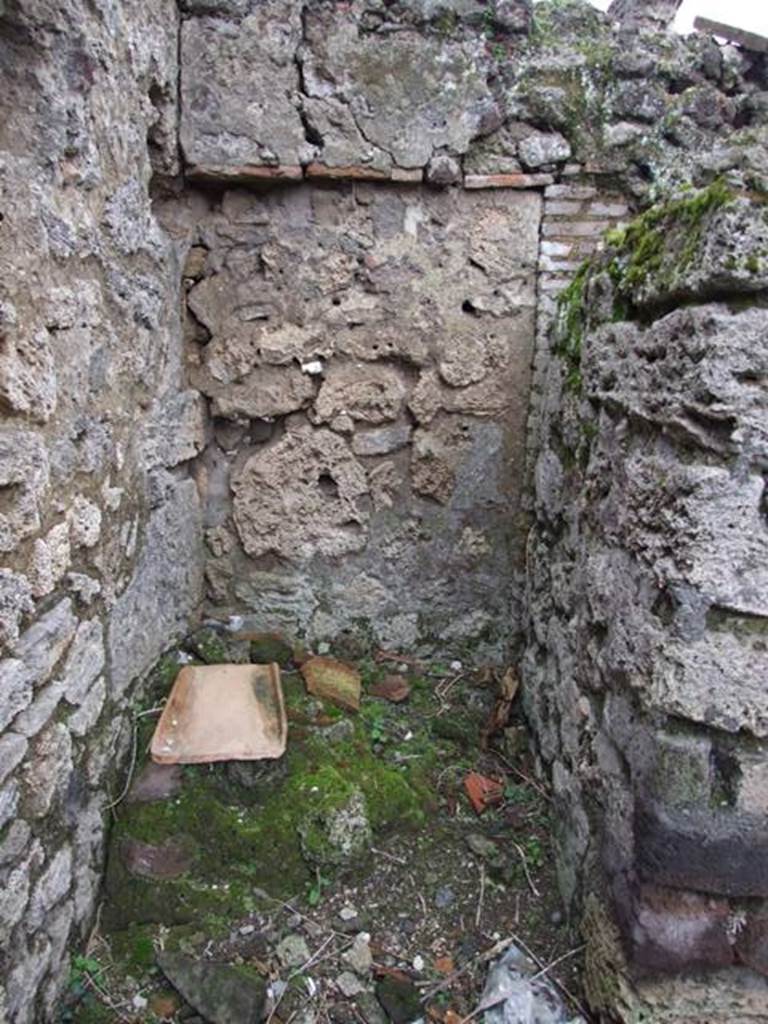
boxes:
[59,617,104,704]
[298,784,372,869]
[351,423,412,457]
[0,779,19,830]
[67,676,106,736]
[29,521,71,597]
[157,951,266,1024]
[0,430,50,553]
[180,8,307,170]
[109,479,203,696]
[0,732,27,787]
[27,845,73,929]
[0,840,43,944]
[5,934,52,1024]
[518,131,572,169]
[0,819,31,866]
[343,932,373,976]
[12,599,77,688]
[356,991,389,1024]
[435,885,456,909]
[337,971,366,998]
[12,680,65,737]
[276,933,311,969]
[609,0,684,32]
[143,389,207,469]
[426,153,461,186]
[0,658,34,733]
[21,723,73,819]
[0,571,34,653]
[301,12,500,168]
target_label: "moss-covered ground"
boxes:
[61,639,587,1024]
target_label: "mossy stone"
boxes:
[157,951,266,1024]
[249,632,294,667]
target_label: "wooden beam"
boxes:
[694,16,768,53]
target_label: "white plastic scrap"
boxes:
[301,359,324,375]
[478,944,585,1024]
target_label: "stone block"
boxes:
[143,389,207,469]
[108,480,203,696]
[27,846,73,930]
[351,423,412,457]
[0,571,34,652]
[59,618,104,705]
[464,172,554,188]
[0,732,27,787]
[0,659,34,733]
[635,799,768,898]
[180,7,307,169]
[68,496,102,549]
[625,884,733,974]
[0,779,19,830]
[21,722,73,819]
[0,820,31,866]
[0,841,43,945]
[29,521,71,597]
[12,680,64,737]
[301,11,499,169]
[518,131,572,169]
[232,427,368,561]
[12,599,77,688]
[0,429,50,553]
[67,676,106,737]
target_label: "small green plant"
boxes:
[68,954,104,999]
[523,836,544,869]
[368,711,388,745]
[306,868,332,907]
[504,782,537,806]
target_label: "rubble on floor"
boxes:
[60,630,588,1024]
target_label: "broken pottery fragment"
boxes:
[151,664,287,764]
[300,655,361,712]
[464,772,504,815]
[368,674,411,703]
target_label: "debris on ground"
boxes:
[476,943,586,1024]
[301,655,362,711]
[480,667,520,749]
[464,771,505,815]
[62,639,590,1024]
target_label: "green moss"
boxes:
[103,698,432,932]
[607,178,734,299]
[554,260,593,394]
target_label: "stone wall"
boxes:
[177,182,539,658]
[524,188,768,1021]
[0,2,204,1020]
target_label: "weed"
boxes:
[306,868,332,907]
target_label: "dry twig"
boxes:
[475,865,486,928]
[511,840,541,897]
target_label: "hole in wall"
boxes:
[317,472,340,499]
